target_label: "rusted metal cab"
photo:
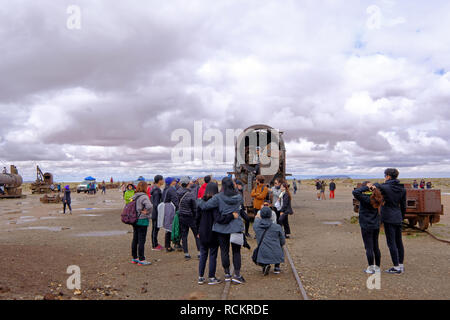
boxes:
[403,185,444,230]
[228,124,290,217]
[352,183,444,230]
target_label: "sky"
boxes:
[1,0,450,182]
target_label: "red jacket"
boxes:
[197,183,208,199]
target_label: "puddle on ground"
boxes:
[39,216,62,220]
[322,221,343,225]
[16,226,70,232]
[80,214,103,217]
[75,230,128,237]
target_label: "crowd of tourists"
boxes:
[122,174,293,285]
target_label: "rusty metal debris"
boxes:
[0,165,25,199]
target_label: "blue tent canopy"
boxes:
[84,176,96,181]
[137,176,146,181]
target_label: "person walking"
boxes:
[177,176,201,260]
[62,185,72,215]
[371,168,406,274]
[412,180,419,189]
[293,179,298,195]
[329,179,336,199]
[352,182,383,274]
[315,180,322,200]
[426,181,432,189]
[150,175,164,251]
[101,181,106,194]
[278,182,293,239]
[253,206,286,275]
[130,181,153,266]
[196,182,221,285]
[320,180,327,200]
[197,177,246,284]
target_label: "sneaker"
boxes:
[364,266,375,274]
[152,245,164,251]
[131,258,139,264]
[185,254,191,260]
[263,265,271,276]
[285,234,290,239]
[208,277,222,285]
[69,210,72,215]
[373,266,381,273]
[232,275,246,284]
[385,267,402,274]
[399,264,405,273]
[224,274,232,282]
[274,267,281,274]
[166,247,174,252]
[137,260,152,266]
[198,277,206,285]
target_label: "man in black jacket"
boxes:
[150,175,164,251]
[177,176,201,260]
[369,168,406,274]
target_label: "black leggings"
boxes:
[361,228,381,266]
[151,218,160,248]
[384,223,404,266]
[217,233,242,277]
[63,202,72,213]
[278,213,291,235]
[179,216,200,254]
[199,244,219,278]
[132,225,148,261]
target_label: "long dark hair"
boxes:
[203,182,219,201]
[370,188,384,209]
[222,177,237,197]
[282,182,291,200]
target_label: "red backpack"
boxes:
[121,195,144,225]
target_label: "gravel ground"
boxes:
[0,186,448,300]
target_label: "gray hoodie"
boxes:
[132,192,153,224]
[197,192,244,234]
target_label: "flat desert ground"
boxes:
[0,181,449,300]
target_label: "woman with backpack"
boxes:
[278,182,293,238]
[352,181,383,274]
[130,181,153,266]
[197,177,246,284]
[196,182,221,285]
[253,206,286,275]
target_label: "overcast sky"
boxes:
[1,0,450,182]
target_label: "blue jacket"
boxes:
[374,179,406,225]
[352,186,380,229]
[197,192,244,234]
[253,217,285,264]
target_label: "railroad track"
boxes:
[221,197,309,301]
[220,243,309,301]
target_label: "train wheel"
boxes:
[407,218,418,227]
[418,216,430,231]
